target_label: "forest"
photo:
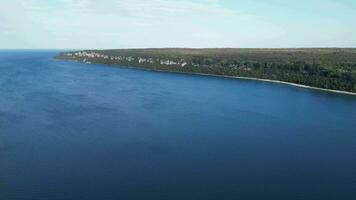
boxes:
[56,48,356,93]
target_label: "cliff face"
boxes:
[56,49,356,93]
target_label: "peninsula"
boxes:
[56,48,356,94]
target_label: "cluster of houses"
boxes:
[62,51,250,71]
[64,51,189,67]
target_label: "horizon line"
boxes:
[1,47,356,51]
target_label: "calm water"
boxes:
[0,51,356,200]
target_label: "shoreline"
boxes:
[197,73,356,96]
[154,70,356,96]
[59,58,356,96]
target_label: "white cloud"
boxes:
[1,0,275,49]
[4,0,352,48]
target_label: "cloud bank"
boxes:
[0,0,355,49]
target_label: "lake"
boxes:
[1,51,356,200]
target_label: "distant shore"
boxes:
[62,59,356,96]
[195,73,356,96]
[138,67,356,96]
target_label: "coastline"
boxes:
[155,70,356,96]
[198,73,356,96]
[59,58,356,96]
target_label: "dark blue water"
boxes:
[0,51,356,200]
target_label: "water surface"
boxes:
[1,51,356,200]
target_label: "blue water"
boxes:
[0,51,356,200]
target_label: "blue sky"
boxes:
[0,0,355,49]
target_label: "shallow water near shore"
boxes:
[1,51,356,200]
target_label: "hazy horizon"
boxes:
[1,0,356,49]
[1,47,356,51]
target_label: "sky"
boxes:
[0,0,355,49]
